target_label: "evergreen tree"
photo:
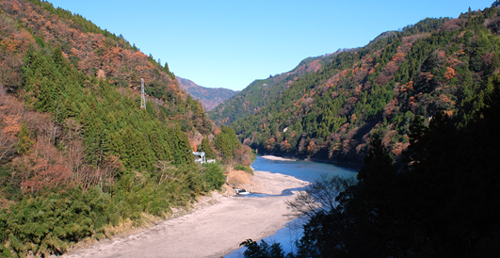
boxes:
[200,137,216,159]
[215,125,240,162]
[17,122,33,155]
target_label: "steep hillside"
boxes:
[176,76,237,111]
[0,0,222,151]
[232,7,500,165]
[208,50,349,125]
[0,0,180,97]
[251,78,500,258]
[0,0,251,256]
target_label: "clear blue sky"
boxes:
[48,0,493,91]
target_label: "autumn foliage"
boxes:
[231,8,500,166]
[0,0,241,256]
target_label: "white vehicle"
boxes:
[234,188,251,195]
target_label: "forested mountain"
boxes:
[231,7,500,165]
[208,50,348,125]
[0,0,250,256]
[176,76,238,111]
[245,84,500,257]
[240,6,500,257]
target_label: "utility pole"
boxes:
[140,78,146,109]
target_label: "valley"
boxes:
[0,0,499,257]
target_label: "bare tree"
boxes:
[287,175,356,218]
[0,84,19,162]
[154,160,178,186]
[0,130,17,163]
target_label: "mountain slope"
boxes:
[0,1,251,256]
[0,0,218,138]
[208,50,349,125]
[176,76,237,111]
[231,7,500,165]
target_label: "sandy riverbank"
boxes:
[57,170,308,258]
[260,155,296,162]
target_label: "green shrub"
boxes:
[234,164,253,175]
[201,163,226,190]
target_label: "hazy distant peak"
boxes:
[176,76,238,111]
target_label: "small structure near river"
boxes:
[193,151,206,164]
[193,151,216,164]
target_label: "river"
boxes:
[225,156,358,257]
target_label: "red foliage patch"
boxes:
[401,33,431,53]
[442,19,465,32]
[306,60,323,73]
[338,97,358,116]
[383,98,398,117]
[482,52,495,66]
[419,72,434,83]
[444,67,455,80]
[375,57,401,86]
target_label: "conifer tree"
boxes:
[200,137,216,159]
[17,122,33,155]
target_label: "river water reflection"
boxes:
[225,156,358,257]
[252,156,358,182]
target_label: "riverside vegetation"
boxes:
[0,0,251,257]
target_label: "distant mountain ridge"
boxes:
[176,76,238,111]
[208,49,350,125]
[228,8,500,165]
